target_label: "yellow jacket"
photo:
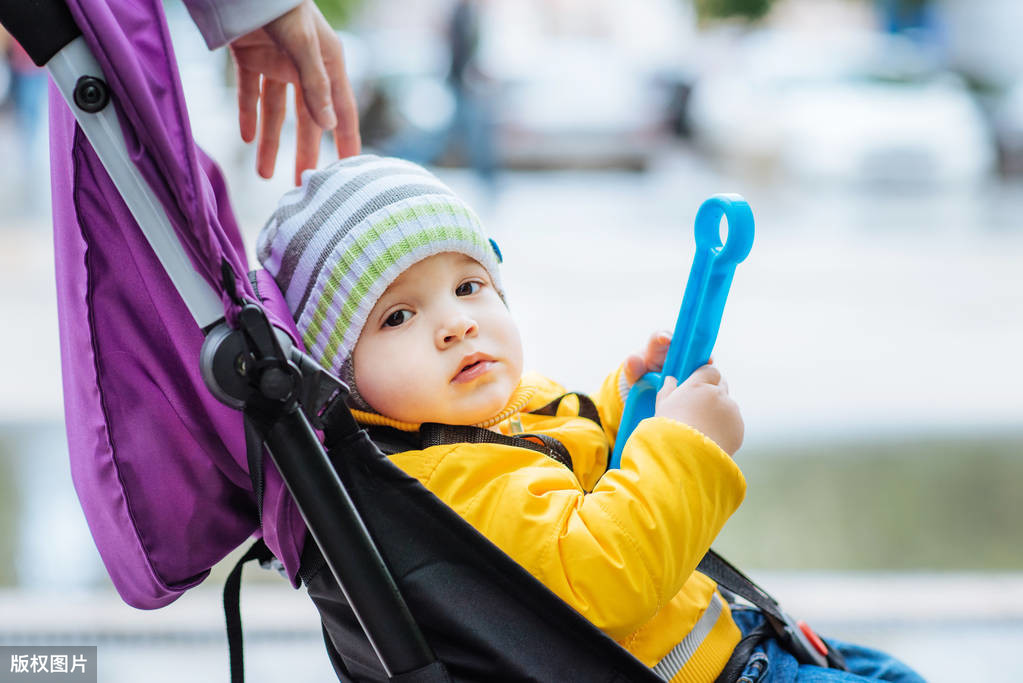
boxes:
[365,368,747,682]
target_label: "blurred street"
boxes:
[2,0,1023,681]
[3,150,1023,682]
[5,151,1023,443]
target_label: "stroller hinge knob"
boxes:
[74,76,110,113]
[260,367,294,402]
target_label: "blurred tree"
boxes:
[0,440,17,586]
[313,0,365,28]
[694,0,774,22]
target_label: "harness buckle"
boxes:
[774,611,830,668]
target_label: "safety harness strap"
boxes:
[366,390,603,471]
[528,392,603,427]
[697,551,782,619]
[223,539,276,683]
[698,551,848,672]
[420,423,574,470]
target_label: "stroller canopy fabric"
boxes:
[50,0,306,608]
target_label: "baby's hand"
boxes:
[623,330,672,385]
[654,364,744,456]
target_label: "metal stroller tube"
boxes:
[204,308,442,679]
[15,2,443,675]
[45,34,227,328]
[263,406,438,677]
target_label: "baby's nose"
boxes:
[438,315,478,346]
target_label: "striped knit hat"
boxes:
[257,155,504,385]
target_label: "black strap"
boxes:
[698,550,847,672]
[528,392,603,428]
[371,390,606,471]
[420,423,574,470]
[714,620,773,683]
[698,551,784,622]
[224,539,276,683]
[243,416,266,521]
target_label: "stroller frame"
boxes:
[0,0,439,678]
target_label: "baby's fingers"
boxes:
[623,354,646,385]
[683,364,721,387]
[644,330,671,368]
[656,375,678,401]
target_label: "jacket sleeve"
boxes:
[389,417,746,641]
[182,0,302,49]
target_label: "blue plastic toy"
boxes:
[609,194,754,469]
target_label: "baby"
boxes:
[259,155,922,683]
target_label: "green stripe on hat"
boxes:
[302,199,482,346]
[315,224,491,370]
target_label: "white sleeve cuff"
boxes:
[182,0,304,49]
[617,366,633,406]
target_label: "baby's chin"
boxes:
[373,374,519,425]
[432,385,517,425]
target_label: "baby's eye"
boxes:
[455,281,482,297]
[384,310,413,327]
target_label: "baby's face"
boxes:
[352,252,523,425]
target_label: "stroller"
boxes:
[0,1,836,681]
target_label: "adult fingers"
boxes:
[329,58,361,157]
[318,19,361,157]
[293,89,321,185]
[269,3,337,131]
[292,36,338,131]
[236,64,260,143]
[257,78,288,179]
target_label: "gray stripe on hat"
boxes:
[258,165,352,266]
[276,156,429,229]
[652,592,725,681]
[292,183,457,314]
[272,161,435,290]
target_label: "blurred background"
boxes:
[1,0,1021,680]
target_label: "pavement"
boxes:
[2,572,1023,682]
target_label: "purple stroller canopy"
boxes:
[50,0,306,608]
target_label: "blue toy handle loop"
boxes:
[609,194,754,469]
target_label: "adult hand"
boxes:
[229,0,361,184]
[654,364,744,456]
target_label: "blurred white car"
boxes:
[686,30,996,186]
[360,31,673,170]
[489,39,671,170]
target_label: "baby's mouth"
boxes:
[452,358,496,384]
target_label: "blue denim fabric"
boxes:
[729,607,926,683]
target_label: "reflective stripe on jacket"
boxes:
[386,368,747,681]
